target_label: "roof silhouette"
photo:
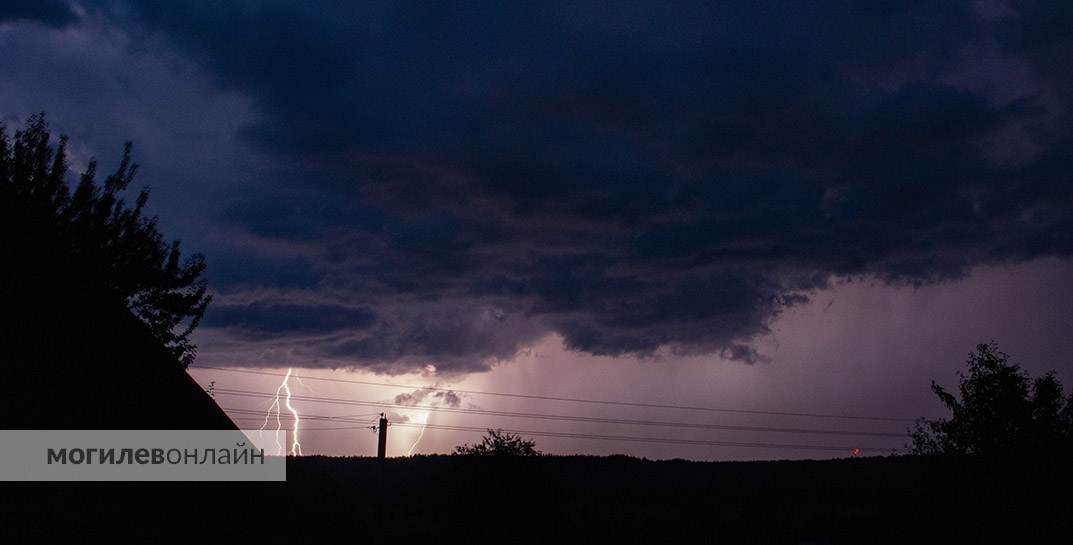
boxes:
[3,261,235,430]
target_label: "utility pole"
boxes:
[374,412,388,537]
[376,413,388,459]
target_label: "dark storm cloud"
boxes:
[201,302,376,336]
[312,301,548,374]
[33,1,1073,371]
[0,0,78,28]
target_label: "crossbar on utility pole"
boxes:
[376,413,388,459]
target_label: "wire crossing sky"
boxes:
[193,366,916,422]
[194,364,912,458]
[210,388,909,437]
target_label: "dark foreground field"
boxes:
[4,454,1070,544]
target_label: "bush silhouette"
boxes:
[912,342,1073,455]
[454,429,542,456]
[0,114,210,367]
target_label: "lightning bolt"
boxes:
[259,367,303,456]
[258,389,284,455]
[292,373,314,393]
[407,409,431,456]
[402,383,462,456]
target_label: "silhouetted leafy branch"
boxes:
[912,342,1073,455]
[454,429,542,456]
[0,113,211,367]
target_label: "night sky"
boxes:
[3,1,1072,459]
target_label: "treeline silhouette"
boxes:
[8,454,1071,543]
[1,114,210,366]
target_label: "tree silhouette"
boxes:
[454,429,542,456]
[0,114,211,367]
[912,342,1073,455]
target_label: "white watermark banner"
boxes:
[0,430,287,481]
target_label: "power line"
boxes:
[390,422,893,452]
[191,365,915,422]
[211,387,908,438]
[217,406,893,452]
[228,414,382,423]
[222,407,378,425]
